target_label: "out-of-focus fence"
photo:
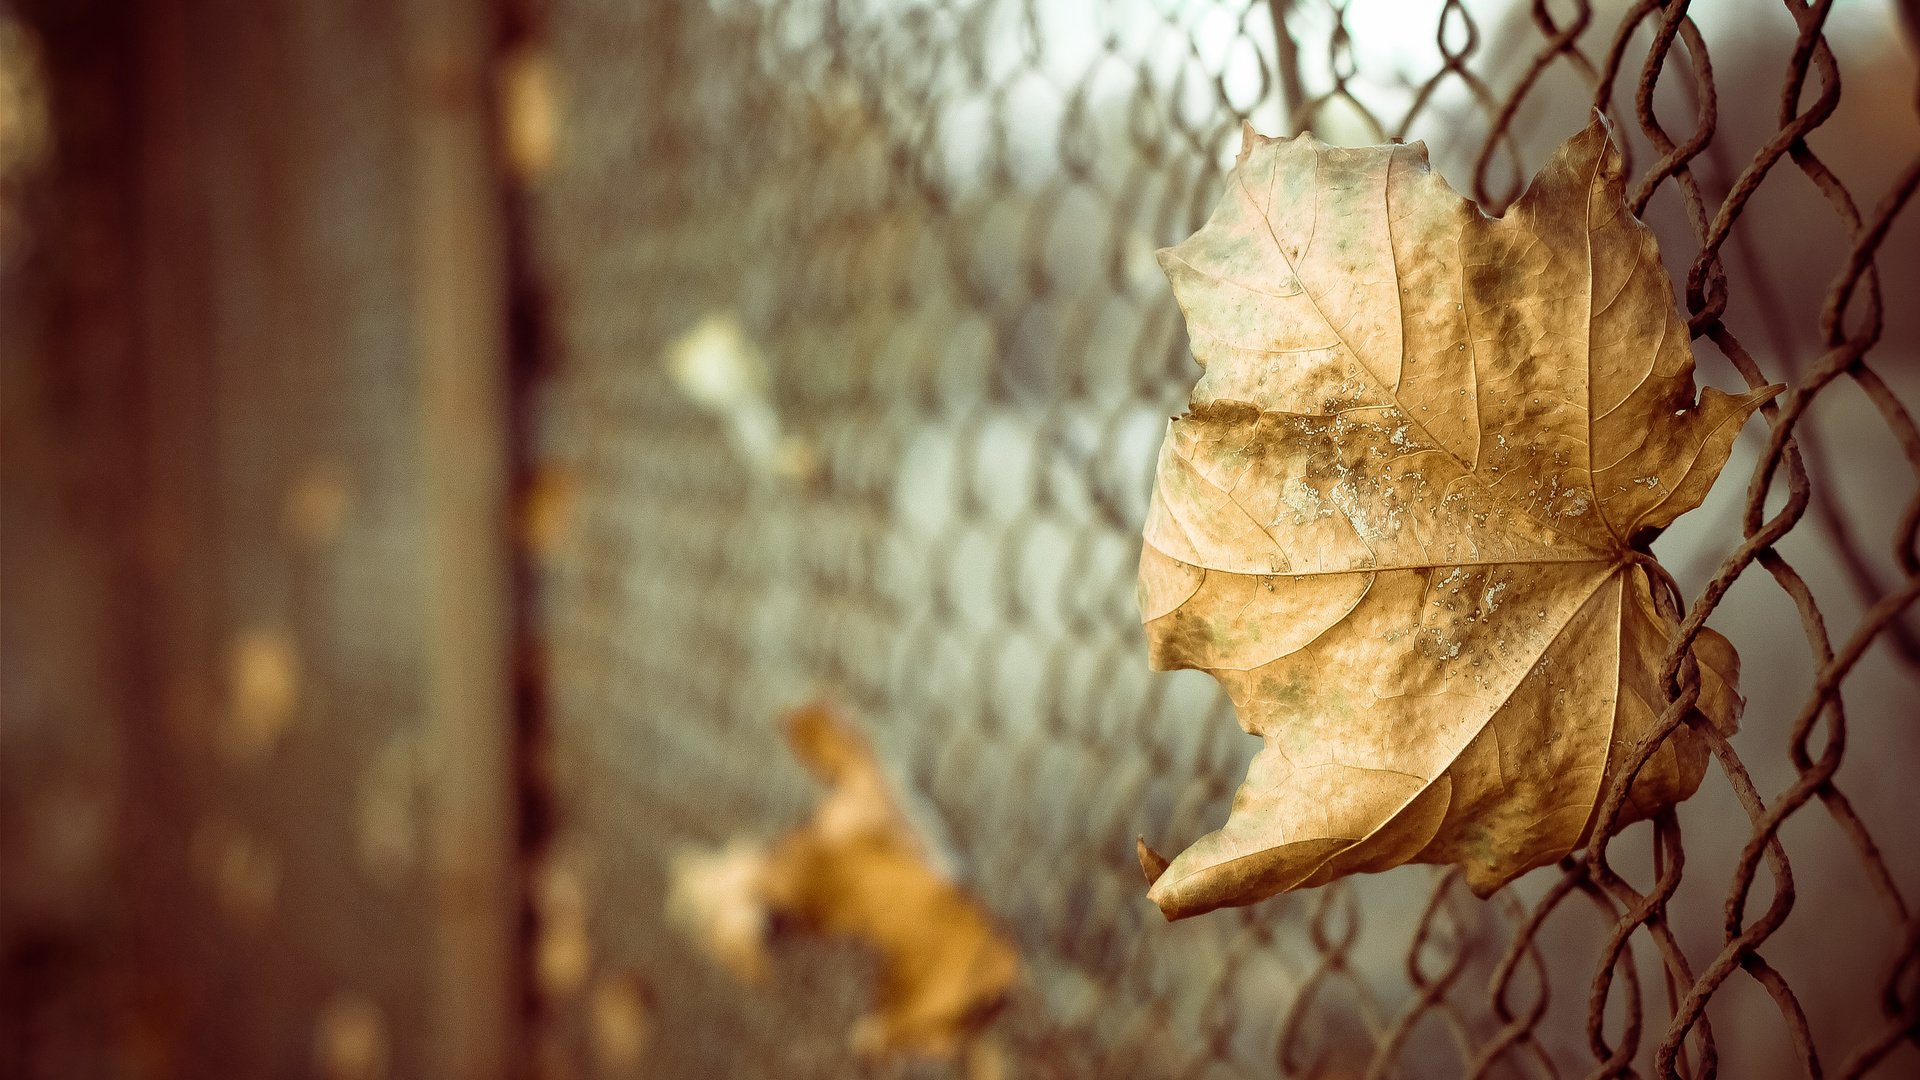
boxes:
[528,2,1920,1077]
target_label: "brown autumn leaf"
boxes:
[670,703,1019,1059]
[1135,114,1775,920]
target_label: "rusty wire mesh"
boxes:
[526,1,1920,1076]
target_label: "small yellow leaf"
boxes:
[665,313,813,478]
[355,733,423,885]
[672,704,1020,1059]
[536,856,591,997]
[190,817,279,924]
[498,45,557,182]
[223,626,300,763]
[313,995,389,1080]
[667,314,767,411]
[520,465,577,558]
[1140,114,1771,919]
[589,975,654,1075]
[282,461,352,548]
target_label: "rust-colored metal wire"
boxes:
[530,1,1920,1076]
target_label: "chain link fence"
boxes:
[3,0,1914,1077]
[516,0,1920,1077]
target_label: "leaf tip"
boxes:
[782,700,867,785]
[1690,625,1745,736]
[1463,864,1508,899]
[1520,108,1626,214]
[1135,836,1171,887]
[1236,120,1270,166]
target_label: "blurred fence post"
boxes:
[5,0,519,1075]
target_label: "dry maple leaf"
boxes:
[671,703,1019,1059]
[1136,114,1774,920]
[764,703,1019,1058]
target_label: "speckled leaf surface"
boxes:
[1137,115,1775,920]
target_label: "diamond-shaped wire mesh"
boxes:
[527,1,1920,1077]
